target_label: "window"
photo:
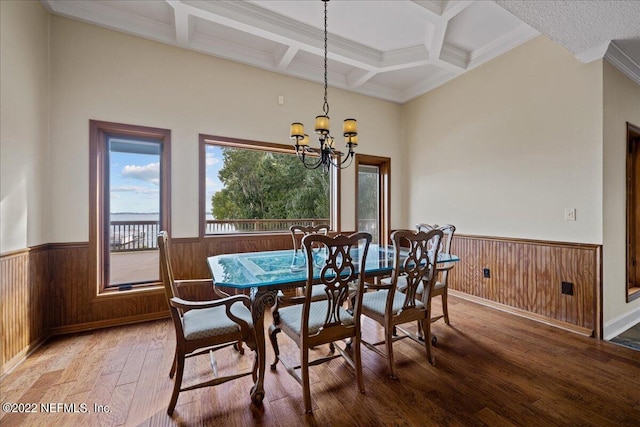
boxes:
[199,135,337,236]
[90,120,171,292]
[356,154,390,245]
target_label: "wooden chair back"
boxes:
[416,223,455,256]
[415,223,456,325]
[360,228,444,374]
[290,224,330,252]
[300,231,371,345]
[158,231,182,321]
[389,229,443,313]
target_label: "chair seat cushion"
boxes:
[416,280,444,294]
[380,276,393,286]
[385,276,443,295]
[432,281,445,291]
[182,302,252,340]
[277,284,327,300]
[278,300,354,336]
[382,275,405,290]
[361,289,424,317]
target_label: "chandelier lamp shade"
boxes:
[290,0,358,171]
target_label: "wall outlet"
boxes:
[565,208,576,221]
[561,281,574,295]
[483,268,491,278]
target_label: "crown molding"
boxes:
[604,41,640,86]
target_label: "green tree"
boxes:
[211,148,329,220]
[358,169,378,220]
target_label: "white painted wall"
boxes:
[0,1,50,253]
[402,36,603,244]
[46,16,402,242]
[603,61,640,335]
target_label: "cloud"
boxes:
[206,177,223,193]
[206,152,220,167]
[121,162,160,185]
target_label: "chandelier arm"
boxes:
[326,150,355,170]
[302,157,325,170]
[296,147,326,170]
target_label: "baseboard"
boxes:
[603,306,640,340]
[450,290,594,337]
[1,335,49,378]
[49,311,169,336]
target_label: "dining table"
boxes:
[207,243,459,404]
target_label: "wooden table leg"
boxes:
[249,287,277,404]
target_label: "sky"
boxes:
[110,150,160,213]
[205,145,224,217]
[109,145,224,216]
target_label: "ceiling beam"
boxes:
[274,45,299,70]
[347,69,377,89]
[167,1,189,47]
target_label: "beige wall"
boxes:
[47,17,402,242]
[402,36,603,244]
[0,0,50,253]
[603,61,640,332]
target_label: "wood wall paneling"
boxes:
[48,243,169,334]
[1,233,601,375]
[449,235,600,335]
[1,247,48,375]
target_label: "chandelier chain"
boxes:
[323,0,329,117]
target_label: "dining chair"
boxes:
[268,232,372,413]
[272,224,331,325]
[361,228,443,376]
[158,231,258,415]
[416,223,456,326]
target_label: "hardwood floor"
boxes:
[1,296,638,426]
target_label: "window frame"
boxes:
[626,122,640,303]
[199,134,340,237]
[89,120,171,294]
[355,154,391,246]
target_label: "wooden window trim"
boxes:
[355,154,391,246]
[89,120,171,295]
[626,122,640,303]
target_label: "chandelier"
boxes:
[290,0,358,171]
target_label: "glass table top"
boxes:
[207,244,459,289]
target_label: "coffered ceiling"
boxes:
[41,0,640,104]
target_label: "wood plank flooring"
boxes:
[1,296,639,426]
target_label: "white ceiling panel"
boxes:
[445,1,523,52]
[41,0,640,103]
[369,64,444,92]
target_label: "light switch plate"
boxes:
[565,208,576,221]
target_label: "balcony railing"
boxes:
[110,218,332,252]
[205,218,329,234]
[110,221,160,252]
